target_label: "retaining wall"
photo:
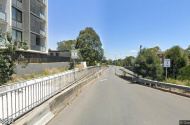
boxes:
[15,62,69,76]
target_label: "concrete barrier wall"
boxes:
[15,62,69,76]
[13,69,104,125]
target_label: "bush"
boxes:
[178,65,190,80]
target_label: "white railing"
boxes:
[0,66,102,124]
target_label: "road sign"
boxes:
[71,50,78,59]
[164,59,170,67]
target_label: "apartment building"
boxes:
[0,0,48,54]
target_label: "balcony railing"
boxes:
[31,45,46,52]
[40,30,46,36]
[40,13,45,20]
[0,11,6,22]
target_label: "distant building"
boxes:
[156,51,165,64]
[48,50,71,57]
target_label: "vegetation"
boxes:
[5,67,68,85]
[0,28,28,84]
[57,40,76,51]
[75,27,104,66]
[178,65,190,80]
[164,46,188,79]
[133,48,163,80]
[124,56,135,67]
[164,78,190,87]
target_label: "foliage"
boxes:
[134,48,163,80]
[0,28,28,84]
[57,40,76,51]
[107,59,113,65]
[6,67,68,85]
[185,45,190,63]
[164,78,190,87]
[124,56,135,66]
[178,65,190,80]
[147,46,161,52]
[164,46,188,79]
[75,27,104,66]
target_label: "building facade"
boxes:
[48,50,71,57]
[0,0,48,54]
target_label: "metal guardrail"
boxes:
[133,77,190,92]
[0,66,102,124]
[120,68,190,92]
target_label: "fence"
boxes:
[0,66,102,124]
[13,51,70,63]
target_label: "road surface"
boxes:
[48,66,190,125]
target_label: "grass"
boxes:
[4,64,85,85]
[164,78,190,87]
[5,67,69,85]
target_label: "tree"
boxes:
[134,48,163,80]
[124,56,135,66]
[185,45,190,63]
[164,46,188,79]
[107,59,113,65]
[178,65,190,80]
[57,40,76,51]
[75,27,104,66]
[0,28,28,84]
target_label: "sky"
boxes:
[48,0,190,60]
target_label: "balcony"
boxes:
[40,13,45,20]
[40,30,46,37]
[0,11,6,24]
[31,45,46,52]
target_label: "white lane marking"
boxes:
[100,79,108,82]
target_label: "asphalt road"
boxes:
[48,66,190,125]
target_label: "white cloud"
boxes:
[129,50,137,53]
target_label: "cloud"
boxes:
[129,50,137,53]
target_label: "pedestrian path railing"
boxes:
[0,66,102,124]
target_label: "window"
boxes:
[12,7,22,23]
[18,0,22,3]
[56,53,59,56]
[50,53,53,56]
[36,35,40,45]
[12,29,22,42]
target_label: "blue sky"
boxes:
[48,0,190,60]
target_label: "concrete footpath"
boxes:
[48,66,190,125]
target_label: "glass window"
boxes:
[12,29,22,42]
[17,31,22,42]
[18,0,22,3]
[12,7,16,20]
[12,7,22,23]
[12,29,16,41]
[36,35,40,45]
[17,10,22,23]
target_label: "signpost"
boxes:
[164,59,170,81]
[71,50,78,81]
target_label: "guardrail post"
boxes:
[169,87,172,92]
